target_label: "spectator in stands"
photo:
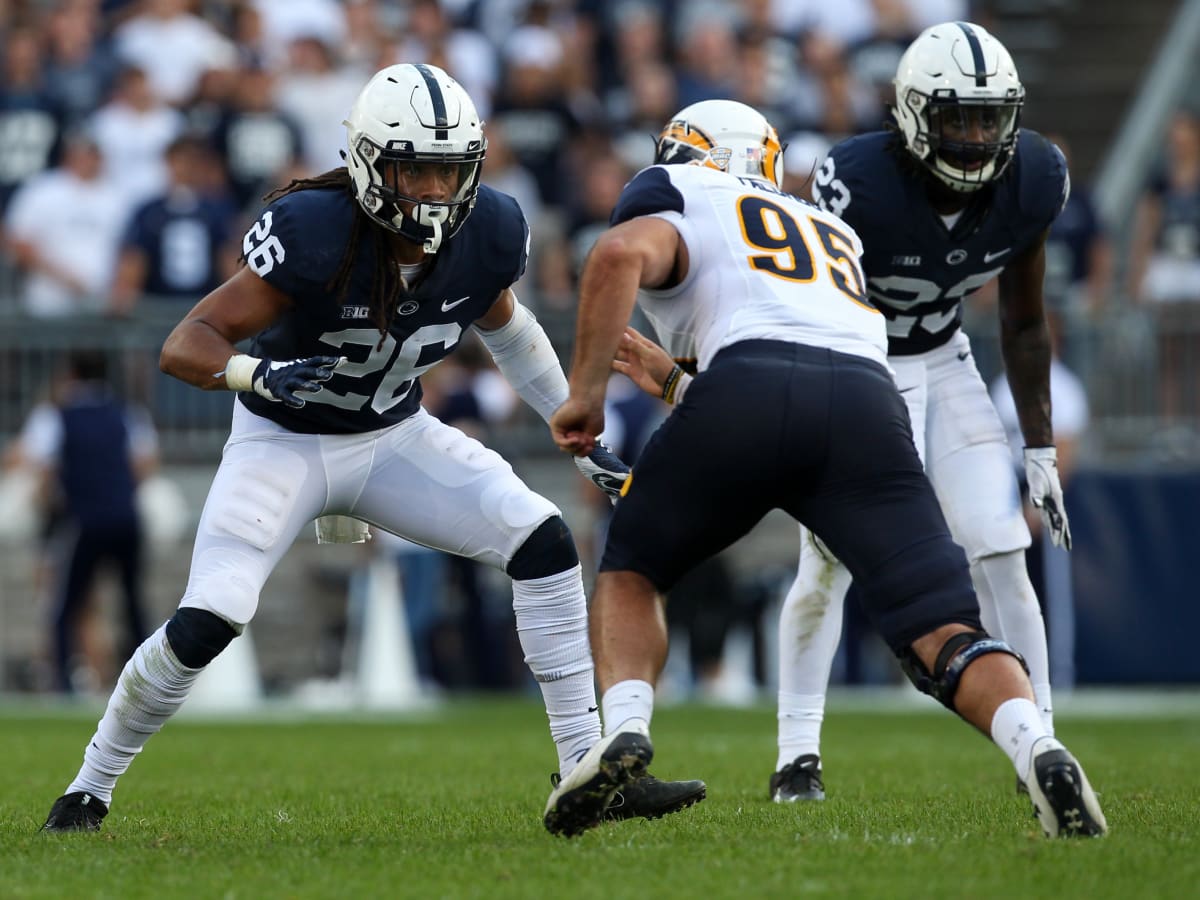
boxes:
[20,350,158,694]
[1043,134,1112,321]
[1129,108,1200,304]
[390,0,498,117]
[111,0,237,107]
[608,61,678,174]
[88,65,186,207]
[733,30,798,136]
[208,63,304,214]
[673,10,740,107]
[42,0,118,132]
[110,134,239,314]
[274,33,368,173]
[1128,107,1200,420]
[249,0,348,70]
[491,23,582,209]
[4,132,128,317]
[0,23,63,216]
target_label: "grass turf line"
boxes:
[2,698,1197,899]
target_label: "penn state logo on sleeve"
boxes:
[610,167,685,226]
[241,190,355,296]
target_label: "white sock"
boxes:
[990,697,1056,780]
[67,624,203,805]
[512,564,601,777]
[776,692,825,769]
[601,680,654,737]
[775,528,850,768]
[971,552,1054,733]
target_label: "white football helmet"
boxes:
[892,21,1024,192]
[654,99,784,188]
[344,63,486,252]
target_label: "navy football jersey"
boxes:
[813,129,1068,355]
[238,183,529,433]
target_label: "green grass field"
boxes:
[2,697,1197,899]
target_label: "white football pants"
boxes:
[181,400,561,625]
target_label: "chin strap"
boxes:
[422,214,445,253]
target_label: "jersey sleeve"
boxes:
[476,187,530,287]
[1018,131,1071,231]
[610,166,685,226]
[240,190,352,296]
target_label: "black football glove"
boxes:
[252,355,344,409]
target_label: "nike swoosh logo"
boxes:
[957,350,970,361]
[441,295,470,311]
[983,247,1011,263]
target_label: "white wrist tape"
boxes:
[221,354,261,392]
[475,299,567,423]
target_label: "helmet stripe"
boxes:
[955,21,987,87]
[413,63,450,135]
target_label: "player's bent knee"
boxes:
[506,516,579,580]
[165,607,238,668]
[899,630,1029,712]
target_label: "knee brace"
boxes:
[506,516,579,580]
[899,630,1028,712]
[165,607,238,668]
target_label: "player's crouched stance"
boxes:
[40,63,702,835]
[544,99,1105,839]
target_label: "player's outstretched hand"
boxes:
[252,355,345,409]
[613,327,675,397]
[573,440,630,503]
[1024,446,1072,550]
[550,397,603,456]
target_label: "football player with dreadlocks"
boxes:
[40,63,703,833]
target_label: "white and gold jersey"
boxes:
[611,164,887,371]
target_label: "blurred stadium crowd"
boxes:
[0,0,983,319]
[0,0,1197,699]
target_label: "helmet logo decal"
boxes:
[709,148,732,169]
[955,21,988,87]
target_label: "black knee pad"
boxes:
[506,516,579,580]
[899,630,1029,712]
[165,607,238,668]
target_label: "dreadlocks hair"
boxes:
[258,167,404,349]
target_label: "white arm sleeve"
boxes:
[474,298,568,423]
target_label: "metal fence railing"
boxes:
[1,298,1197,468]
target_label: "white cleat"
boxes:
[1025,738,1107,838]
[543,731,654,838]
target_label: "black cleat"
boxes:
[41,792,108,833]
[1025,741,1107,838]
[769,753,826,802]
[544,731,653,837]
[604,773,706,821]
